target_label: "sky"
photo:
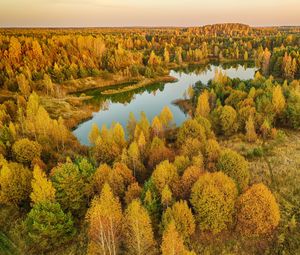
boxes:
[0,0,300,27]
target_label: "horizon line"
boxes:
[1,24,300,29]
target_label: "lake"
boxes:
[73,63,257,145]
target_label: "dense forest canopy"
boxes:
[1,23,300,89]
[0,24,299,255]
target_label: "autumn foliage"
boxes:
[236,183,280,236]
[123,199,157,255]
[190,172,238,233]
[86,183,123,255]
[0,25,296,254]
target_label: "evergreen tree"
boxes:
[25,201,76,252]
[51,162,86,215]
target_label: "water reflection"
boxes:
[73,63,257,145]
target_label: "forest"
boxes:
[0,23,299,255]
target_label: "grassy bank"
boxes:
[40,95,97,129]
[101,75,177,95]
[61,73,139,94]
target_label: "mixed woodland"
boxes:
[0,24,299,255]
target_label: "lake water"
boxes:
[73,63,257,145]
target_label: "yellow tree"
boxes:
[137,112,150,142]
[16,73,31,99]
[35,106,52,138]
[8,36,21,63]
[127,141,143,180]
[181,138,203,158]
[148,50,161,66]
[236,183,280,236]
[32,40,43,60]
[213,69,228,85]
[94,135,120,165]
[8,122,16,141]
[282,52,296,79]
[86,183,123,255]
[161,185,173,208]
[159,106,173,129]
[175,47,183,64]
[0,161,32,206]
[217,149,249,192]
[137,131,146,153]
[190,172,238,234]
[125,182,142,205]
[245,116,257,142]
[161,221,187,255]
[204,139,221,170]
[25,92,39,136]
[12,138,41,165]
[152,160,179,196]
[260,119,271,139]
[163,48,170,63]
[272,85,286,115]
[89,123,100,145]
[123,200,157,255]
[187,85,194,100]
[93,162,135,198]
[181,166,203,199]
[147,137,174,170]
[151,116,163,137]
[161,200,195,241]
[56,117,69,150]
[195,90,210,118]
[262,48,271,75]
[126,112,137,141]
[219,105,238,136]
[92,164,111,194]
[93,37,106,59]
[173,155,191,175]
[112,123,126,150]
[43,74,54,96]
[30,165,56,204]
[113,162,135,191]
[177,119,207,146]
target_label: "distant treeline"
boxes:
[0,23,300,97]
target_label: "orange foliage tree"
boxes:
[236,183,280,236]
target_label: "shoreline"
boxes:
[44,75,178,129]
[100,75,177,95]
[172,98,193,116]
[45,60,255,130]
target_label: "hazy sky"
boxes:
[1,0,300,27]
